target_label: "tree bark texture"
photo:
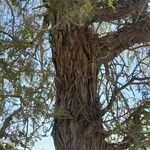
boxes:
[49,2,150,148]
[51,19,108,149]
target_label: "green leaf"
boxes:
[107,0,115,10]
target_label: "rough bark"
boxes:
[49,13,150,150]
[51,18,108,149]
[46,1,150,149]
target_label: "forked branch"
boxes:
[93,18,150,63]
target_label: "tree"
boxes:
[0,0,150,150]
[0,139,16,150]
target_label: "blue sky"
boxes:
[33,136,55,150]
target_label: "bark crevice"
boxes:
[52,25,105,150]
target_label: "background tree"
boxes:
[0,0,150,150]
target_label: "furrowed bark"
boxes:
[50,17,108,149]
[45,1,150,149]
[49,13,150,150]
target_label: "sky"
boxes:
[33,136,55,150]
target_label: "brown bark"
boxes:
[51,21,108,149]
[47,1,150,149]
[50,14,150,150]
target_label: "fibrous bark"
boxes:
[51,21,104,149]
[45,0,150,149]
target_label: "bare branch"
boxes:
[123,100,150,124]
[0,30,15,40]
[95,18,150,63]
[5,0,16,36]
[0,107,22,138]
[103,75,150,114]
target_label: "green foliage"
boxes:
[107,0,115,10]
[54,107,69,119]
[65,8,78,23]
[45,0,94,24]
[0,1,55,148]
[0,140,16,150]
[80,0,93,19]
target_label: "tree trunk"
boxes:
[51,18,111,150]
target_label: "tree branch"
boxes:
[123,100,150,124]
[0,31,15,40]
[94,18,150,63]
[92,0,149,22]
[0,107,22,138]
[103,75,150,114]
[106,140,130,150]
